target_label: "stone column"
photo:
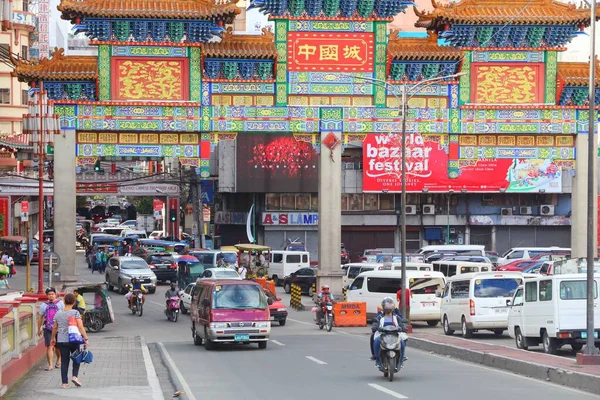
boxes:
[53,128,77,282]
[317,108,344,296]
[571,129,598,257]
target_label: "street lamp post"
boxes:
[342,71,465,319]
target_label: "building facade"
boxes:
[9,0,599,271]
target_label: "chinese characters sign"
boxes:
[472,63,543,104]
[287,32,374,72]
[112,58,189,100]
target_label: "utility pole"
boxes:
[191,173,206,249]
[197,180,207,249]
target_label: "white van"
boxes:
[417,245,485,257]
[268,251,310,286]
[377,262,432,272]
[432,260,493,277]
[440,271,523,338]
[347,270,446,324]
[120,229,148,239]
[497,247,570,266]
[508,274,600,354]
[190,250,239,269]
[343,263,379,288]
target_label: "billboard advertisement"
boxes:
[363,133,563,193]
[236,133,318,193]
[0,198,9,236]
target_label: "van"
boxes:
[190,250,239,269]
[268,250,310,286]
[440,272,523,338]
[377,262,432,272]
[507,274,600,354]
[417,245,485,257]
[343,263,379,288]
[497,247,570,266]
[190,279,272,350]
[347,270,446,324]
[432,260,493,277]
[120,229,148,239]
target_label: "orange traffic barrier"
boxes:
[333,302,367,327]
[255,278,277,296]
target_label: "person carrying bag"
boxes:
[51,293,89,388]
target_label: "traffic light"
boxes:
[169,209,177,222]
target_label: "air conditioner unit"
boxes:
[422,204,436,215]
[501,208,513,216]
[519,206,532,215]
[405,205,417,215]
[540,205,555,216]
[482,194,493,202]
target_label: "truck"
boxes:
[136,214,155,233]
[507,273,600,354]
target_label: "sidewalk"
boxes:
[5,336,162,400]
[410,331,600,394]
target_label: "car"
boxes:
[197,267,241,280]
[264,289,288,326]
[425,252,458,263]
[149,230,163,239]
[341,243,350,264]
[284,239,307,252]
[361,249,382,263]
[497,260,541,272]
[486,251,499,266]
[119,220,138,228]
[439,255,492,264]
[179,283,195,314]
[103,218,121,226]
[521,261,545,274]
[105,256,157,294]
[145,252,177,283]
[282,267,316,295]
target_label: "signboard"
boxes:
[38,0,50,59]
[472,63,544,104]
[203,207,211,222]
[0,198,9,236]
[76,182,119,194]
[119,183,179,195]
[12,11,36,28]
[287,32,374,72]
[200,180,214,204]
[214,211,248,225]
[262,212,319,226]
[236,133,318,193]
[153,199,163,220]
[21,201,29,222]
[363,134,563,193]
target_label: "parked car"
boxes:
[145,252,177,283]
[197,267,241,280]
[282,267,317,295]
[284,239,307,252]
[361,249,382,263]
[439,255,492,264]
[341,243,350,264]
[264,288,288,326]
[105,256,157,294]
[497,260,541,272]
[179,283,195,314]
[486,251,499,266]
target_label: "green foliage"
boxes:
[135,197,154,214]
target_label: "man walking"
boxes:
[37,287,64,371]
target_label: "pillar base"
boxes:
[316,272,344,299]
[576,353,600,365]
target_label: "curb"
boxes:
[410,337,600,395]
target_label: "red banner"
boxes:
[287,32,374,72]
[153,199,163,212]
[363,134,563,193]
[0,198,8,236]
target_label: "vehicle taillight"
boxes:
[361,257,367,262]
[149,264,155,269]
[170,263,177,269]
[470,299,475,316]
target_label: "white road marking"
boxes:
[148,300,165,307]
[306,356,327,365]
[271,340,285,346]
[140,337,165,400]
[368,383,408,399]
[157,342,198,400]
[287,318,314,326]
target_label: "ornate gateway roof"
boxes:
[202,27,276,59]
[415,0,596,30]
[58,0,241,23]
[11,48,98,82]
[387,30,462,60]
[557,61,600,87]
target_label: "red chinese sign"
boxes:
[0,198,9,236]
[112,57,189,101]
[287,32,374,72]
[76,183,118,194]
[363,134,564,193]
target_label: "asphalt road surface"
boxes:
[19,252,600,400]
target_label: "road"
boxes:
[12,253,599,399]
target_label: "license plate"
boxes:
[495,308,508,314]
[421,302,435,307]
[234,334,250,342]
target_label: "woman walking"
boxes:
[51,293,89,388]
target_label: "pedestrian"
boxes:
[93,249,102,274]
[101,247,108,273]
[1,252,8,265]
[51,292,89,388]
[237,263,247,280]
[396,285,412,323]
[6,254,13,278]
[37,287,64,371]
[0,274,9,289]
[73,289,86,315]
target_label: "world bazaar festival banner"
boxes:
[362,134,562,193]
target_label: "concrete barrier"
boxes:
[409,336,600,395]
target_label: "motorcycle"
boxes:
[317,302,334,332]
[130,289,144,317]
[377,325,406,382]
[165,296,181,322]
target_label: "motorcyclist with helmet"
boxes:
[371,297,407,368]
[315,285,334,325]
[165,283,179,308]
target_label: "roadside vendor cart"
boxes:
[234,244,271,278]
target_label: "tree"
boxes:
[135,197,154,214]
